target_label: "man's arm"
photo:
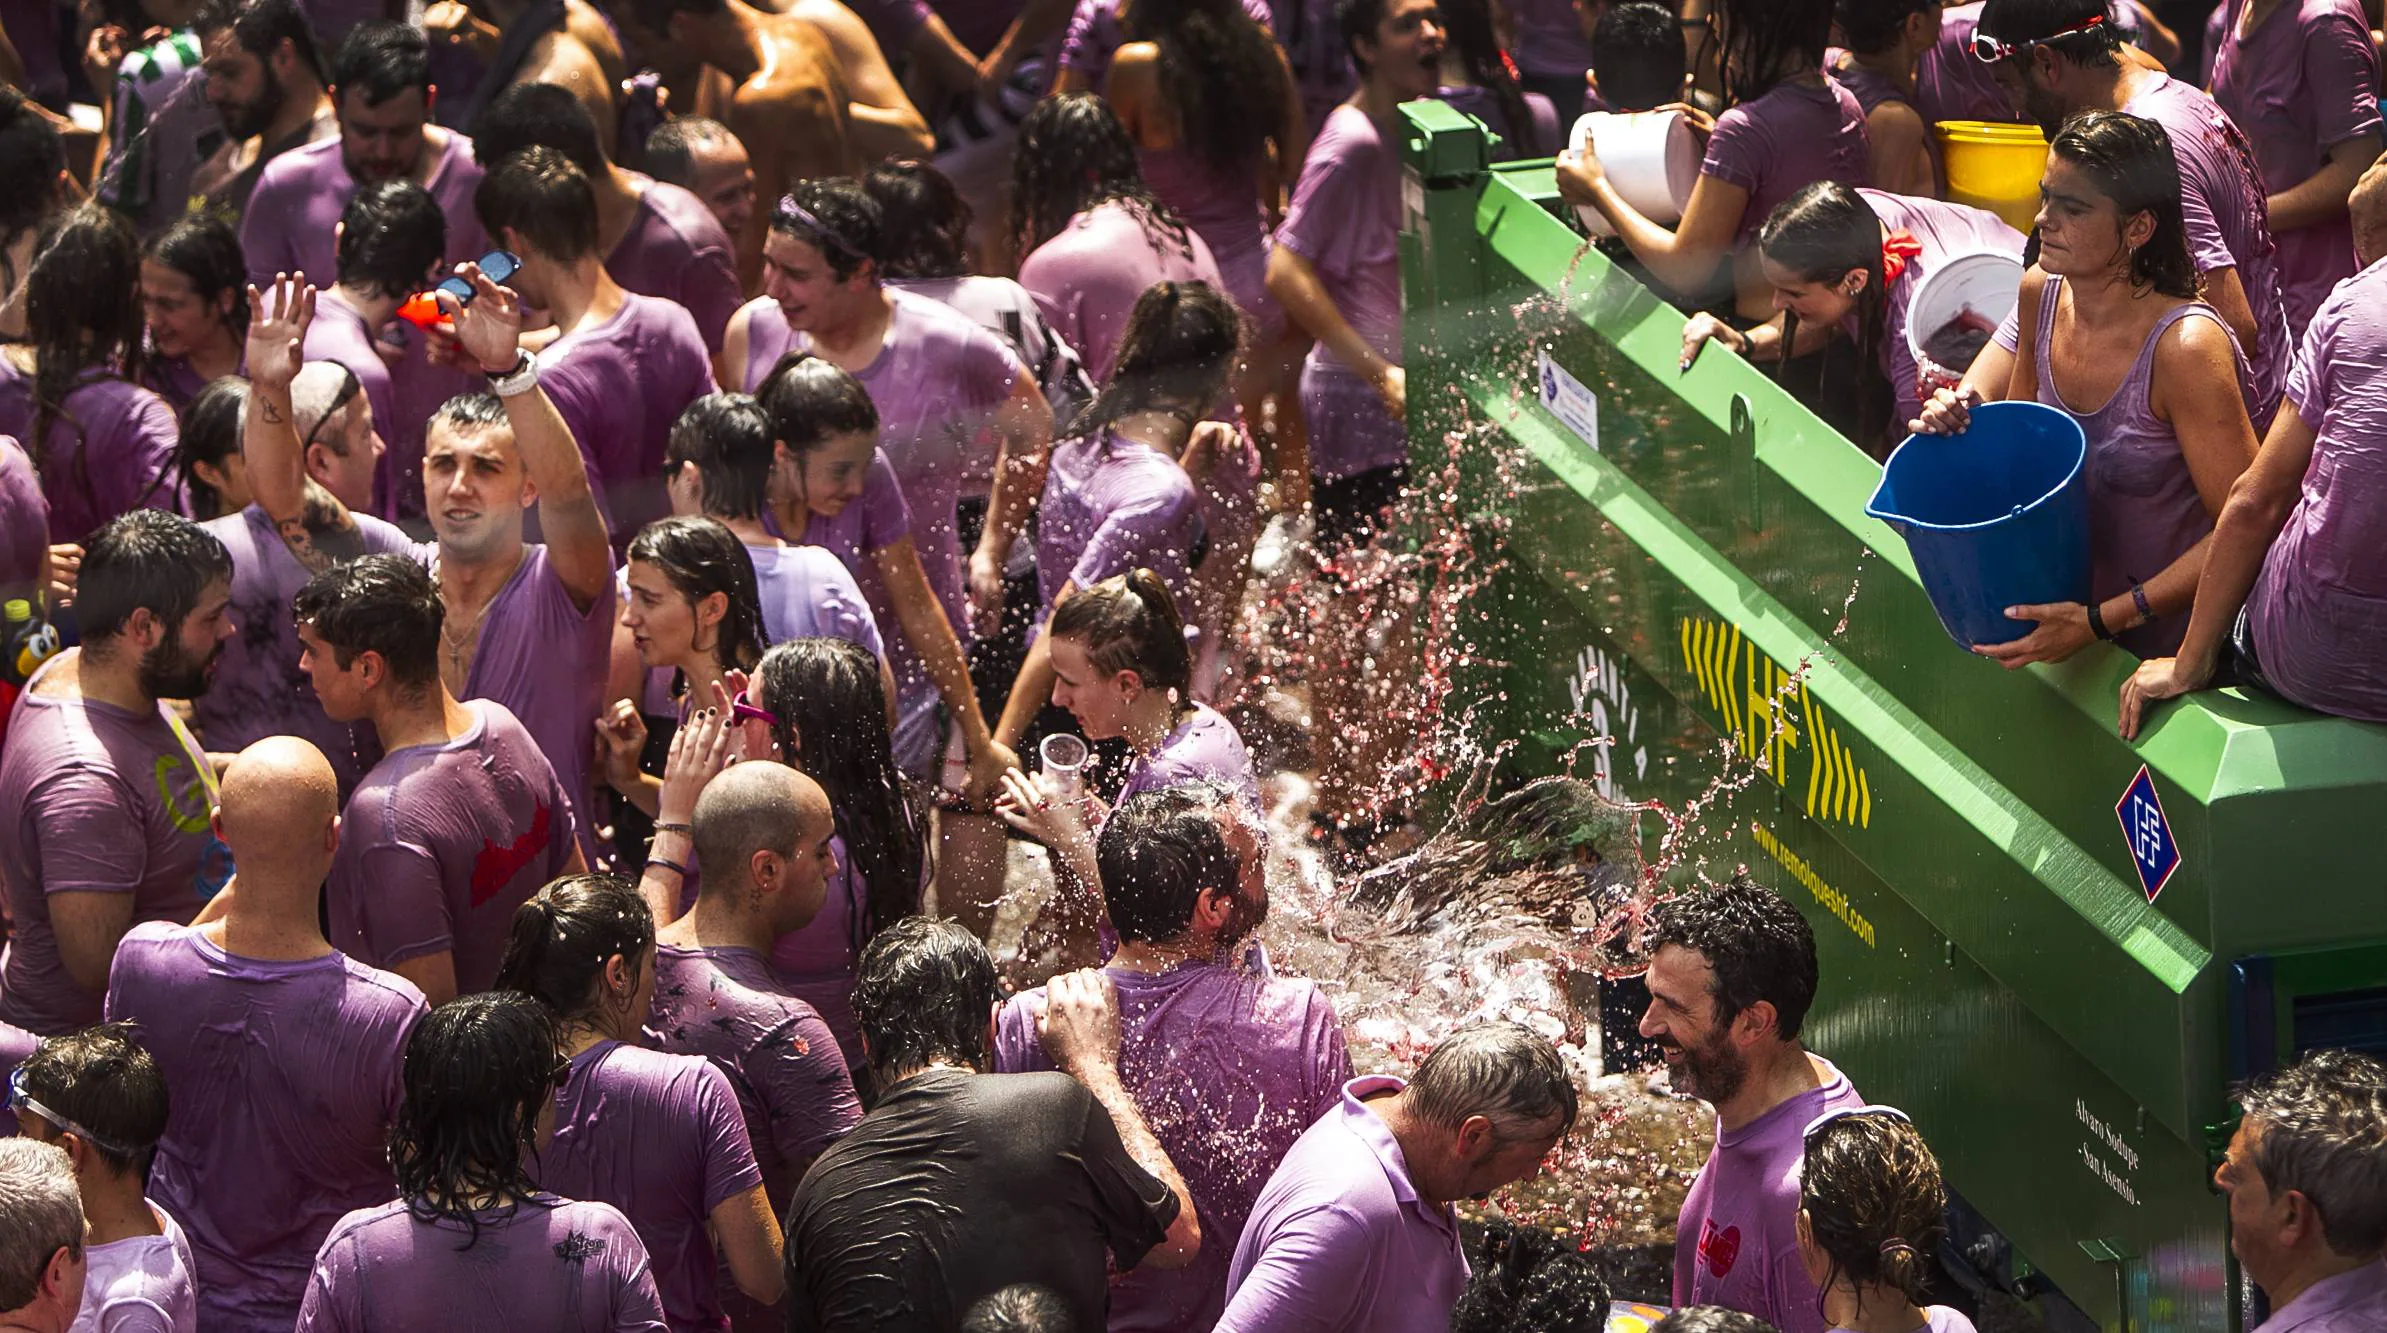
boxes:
[1038,970,1201,1270]
[1266,246,1401,417]
[968,368,1055,633]
[241,277,371,573]
[2267,135,2382,235]
[872,539,1019,798]
[52,893,138,996]
[795,0,933,159]
[386,951,459,1008]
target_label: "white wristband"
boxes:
[487,351,539,398]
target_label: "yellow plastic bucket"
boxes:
[1935,121,2049,233]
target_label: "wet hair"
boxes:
[177,376,250,521]
[1336,0,1391,72]
[2236,1049,2387,1256]
[852,917,1000,1081]
[388,992,562,1247]
[1976,0,2122,67]
[666,392,775,520]
[16,1024,168,1177]
[1651,1310,1783,1333]
[1404,1020,1580,1139]
[769,178,882,283]
[194,0,328,86]
[1645,874,1819,1039]
[1048,570,1193,699]
[1800,1110,1946,1307]
[1127,0,1289,173]
[627,516,767,676]
[1008,94,1193,261]
[330,20,431,107]
[757,352,880,459]
[0,1139,82,1307]
[495,874,657,1030]
[335,178,447,299]
[1097,781,1246,945]
[76,510,235,644]
[1835,0,1939,54]
[862,161,972,281]
[1451,1220,1616,1333]
[429,391,512,438]
[645,117,738,190]
[962,1285,1075,1332]
[1759,182,1893,445]
[754,638,925,947]
[477,145,599,263]
[0,86,68,249]
[1591,3,1684,111]
[144,213,251,341]
[21,205,150,502]
[2048,110,2198,300]
[291,553,444,691]
[1437,0,1541,156]
[1072,281,1241,443]
[471,81,606,177]
[1713,0,1835,105]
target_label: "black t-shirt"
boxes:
[784,1068,1179,1332]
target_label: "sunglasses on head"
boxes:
[8,1065,137,1158]
[1800,1102,1914,1145]
[299,363,364,454]
[1971,11,2105,63]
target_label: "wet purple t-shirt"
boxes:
[997,963,1350,1332]
[608,177,745,355]
[537,293,718,552]
[1674,1058,1867,1333]
[1277,103,1407,480]
[1020,200,1226,383]
[104,922,425,1331]
[1700,78,1872,249]
[1914,2,2023,126]
[0,436,45,595]
[889,275,1091,482]
[1116,701,1261,809]
[1852,190,2024,434]
[540,1040,767,1332]
[2208,0,2382,339]
[1035,430,1202,618]
[241,132,488,289]
[750,543,884,657]
[768,837,871,1068]
[0,662,222,1034]
[0,364,182,543]
[298,1195,669,1333]
[2247,257,2387,724]
[330,699,579,994]
[646,945,863,1206]
[194,505,416,795]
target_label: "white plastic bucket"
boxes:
[1904,249,2024,385]
[1568,111,1700,238]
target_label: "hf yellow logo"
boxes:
[1677,616,1873,829]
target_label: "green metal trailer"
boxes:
[1393,100,2387,1331]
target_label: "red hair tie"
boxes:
[1881,229,1924,284]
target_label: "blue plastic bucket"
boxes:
[1865,401,2091,648]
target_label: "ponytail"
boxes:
[1799,1109,1946,1310]
[493,874,656,1028]
[1071,280,1241,445]
[1758,182,1893,446]
[1049,569,1193,699]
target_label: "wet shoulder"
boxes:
[252,135,341,193]
[1314,104,1387,161]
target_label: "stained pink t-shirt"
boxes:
[2207,0,2382,339]
[329,699,579,994]
[104,921,426,1331]
[240,132,488,290]
[298,1195,668,1332]
[607,177,745,355]
[1276,103,1406,480]
[997,963,1350,1332]
[2246,256,2387,724]
[1020,200,1226,383]
[536,293,718,553]
[0,363,182,543]
[1700,78,1872,249]
[1673,1058,1868,1333]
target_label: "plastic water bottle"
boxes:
[2,599,61,687]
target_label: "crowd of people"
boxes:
[0,0,2384,1327]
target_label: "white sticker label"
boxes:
[1537,350,1599,452]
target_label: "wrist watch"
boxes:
[485,349,538,398]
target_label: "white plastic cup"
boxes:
[1038,733,1089,802]
[1568,111,1700,238]
[1905,249,2025,391]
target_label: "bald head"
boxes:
[2352,156,2387,267]
[213,737,340,887]
[693,762,833,899]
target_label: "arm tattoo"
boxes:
[259,398,284,424]
[275,480,365,573]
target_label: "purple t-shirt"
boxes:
[1700,79,1872,249]
[0,436,45,595]
[1035,430,1202,618]
[540,1040,768,1332]
[537,293,718,552]
[768,837,870,1068]
[0,663,223,1034]
[1055,0,1274,88]
[1831,1308,1976,1333]
[104,922,425,1330]
[608,177,745,355]
[2251,1258,2387,1332]
[241,132,489,290]
[751,543,884,657]
[140,352,223,417]
[454,544,619,864]
[2247,257,2387,724]
[1852,190,2025,434]
[1218,1075,1468,1333]
[298,1196,669,1333]
[1277,103,1406,480]
[74,1201,199,1333]
[1141,144,1283,348]
[1116,701,1261,810]
[889,275,1090,480]
[646,945,863,1206]
[0,363,182,544]
[2207,0,2382,339]
[1915,2,2024,126]
[330,699,579,994]
[300,296,403,518]
[998,963,1351,1332]
[765,448,913,585]
[1020,200,1226,383]
[194,505,416,795]
[1673,1058,1868,1333]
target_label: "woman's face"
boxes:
[775,430,875,520]
[141,260,230,360]
[1048,634,1135,740]
[621,558,714,670]
[1760,256,1862,326]
[2033,155,2143,279]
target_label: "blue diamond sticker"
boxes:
[2114,764,2180,903]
